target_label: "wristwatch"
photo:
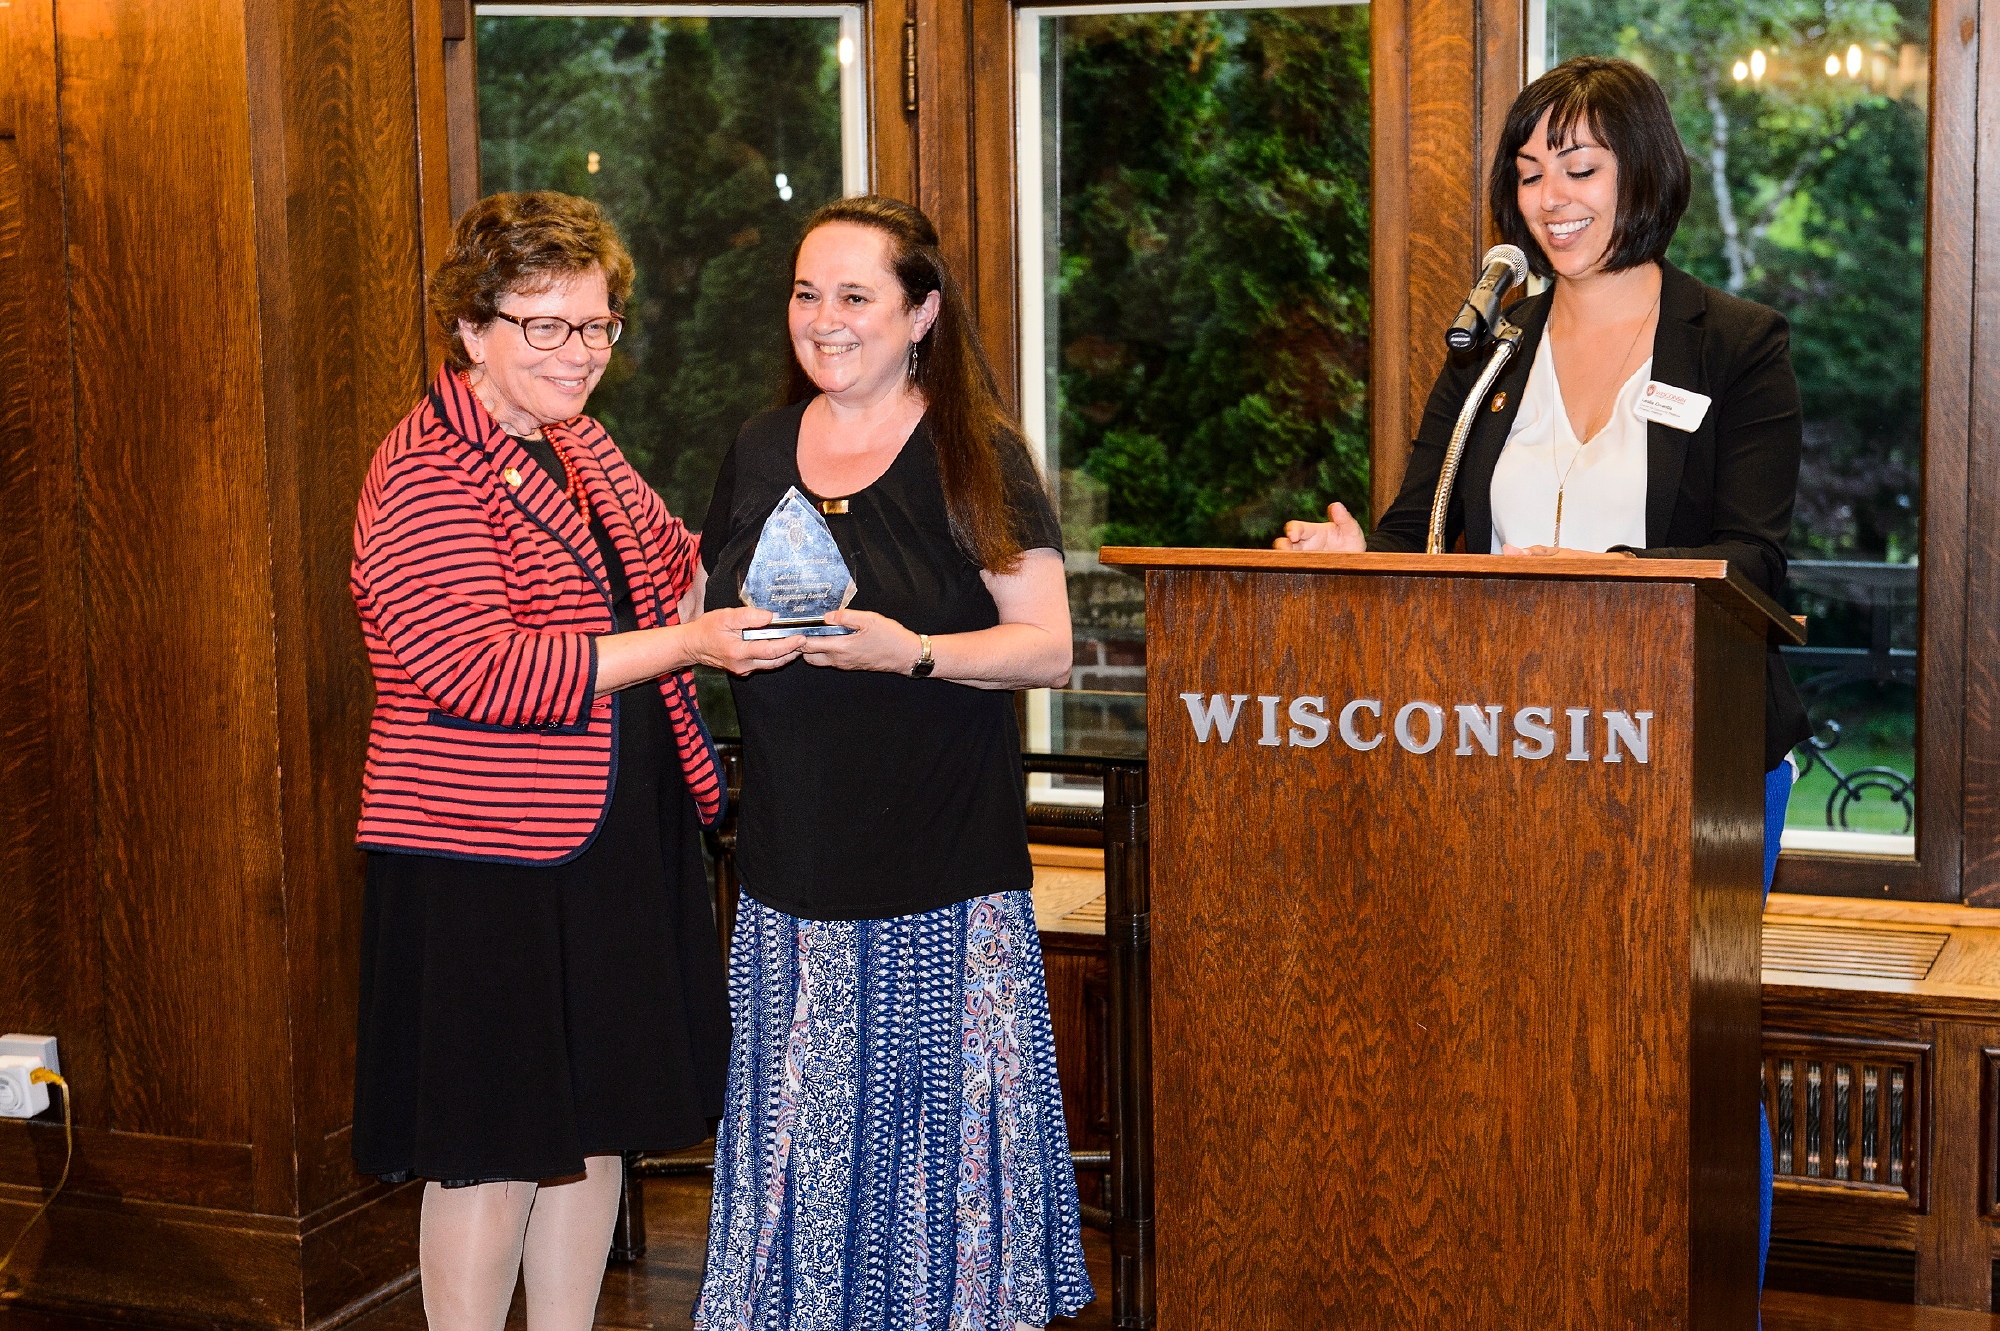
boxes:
[909,633,935,679]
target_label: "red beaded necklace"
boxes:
[544,429,594,528]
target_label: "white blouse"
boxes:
[1489,325,1651,554]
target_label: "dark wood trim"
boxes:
[3,0,440,1312]
[1369,0,1414,519]
[1773,854,1935,903]
[1474,0,1521,259]
[240,0,309,1220]
[870,0,919,200]
[1913,1021,1999,1308]
[1961,0,2000,905]
[1906,0,1973,902]
[1401,0,1482,485]
[968,0,1017,413]
[0,1179,420,1328]
[412,0,455,375]
[1982,1046,2000,1218]
[444,8,481,219]
[914,0,978,311]
[1,1124,255,1210]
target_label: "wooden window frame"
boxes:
[432,0,917,224]
[1742,0,1977,905]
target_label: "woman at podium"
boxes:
[1278,54,1811,1291]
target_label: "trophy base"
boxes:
[742,621,854,640]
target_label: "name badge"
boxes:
[1633,380,1711,432]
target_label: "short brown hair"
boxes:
[428,192,636,370]
[1490,57,1691,280]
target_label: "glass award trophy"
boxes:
[739,487,858,640]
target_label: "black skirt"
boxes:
[351,681,731,1183]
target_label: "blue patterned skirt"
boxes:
[694,890,1094,1330]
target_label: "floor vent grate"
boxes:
[1763,924,1948,980]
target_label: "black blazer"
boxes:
[1368,261,1811,771]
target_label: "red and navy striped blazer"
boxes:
[351,368,725,863]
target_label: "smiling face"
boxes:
[459,268,614,431]
[789,222,938,405]
[1515,107,1622,282]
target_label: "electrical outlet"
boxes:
[0,1035,59,1076]
[0,1034,59,1120]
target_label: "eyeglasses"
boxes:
[491,311,625,351]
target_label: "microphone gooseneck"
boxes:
[1427,317,1525,554]
[1444,245,1529,352]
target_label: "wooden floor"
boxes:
[3,1176,1995,1329]
[335,1175,1116,1331]
[333,1177,2000,1331]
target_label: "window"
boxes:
[475,3,868,731]
[1533,0,1930,858]
[1014,0,1373,785]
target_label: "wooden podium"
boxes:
[1097,549,1803,1330]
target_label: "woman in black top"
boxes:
[1281,56,1807,1295]
[690,196,1093,1328]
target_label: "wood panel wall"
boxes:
[0,0,445,1320]
[1763,983,2000,1311]
[0,0,97,1235]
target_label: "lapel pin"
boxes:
[502,467,523,488]
[1490,392,1507,413]
[818,498,850,515]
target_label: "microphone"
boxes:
[1445,245,1529,351]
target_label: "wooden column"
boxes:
[0,0,448,1321]
[1368,0,1487,521]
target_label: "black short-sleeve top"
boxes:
[700,398,1064,922]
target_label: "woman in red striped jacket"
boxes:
[349,192,804,1331]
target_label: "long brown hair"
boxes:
[785,196,1034,574]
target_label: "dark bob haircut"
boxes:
[1489,56,1691,280]
[428,191,636,371]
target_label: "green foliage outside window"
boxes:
[477,15,845,525]
[1046,7,1373,552]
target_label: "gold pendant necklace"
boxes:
[1552,448,1582,548]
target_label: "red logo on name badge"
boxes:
[1645,383,1657,397]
